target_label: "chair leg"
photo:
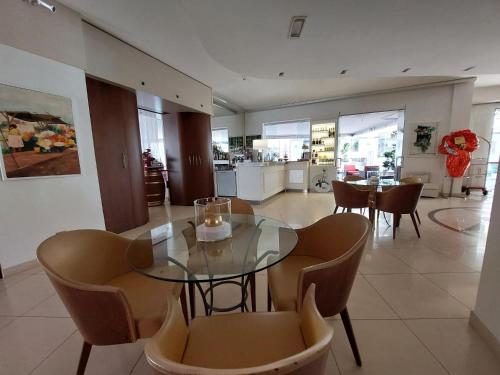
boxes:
[347,207,352,213]
[342,207,346,213]
[340,308,362,367]
[393,214,397,239]
[188,282,196,319]
[410,213,421,238]
[334,205,339,214]
[77,342,92,375]
[267,286,272,312]
[180,285,189,324]
[249,273,256,312]
[415,210,421,224]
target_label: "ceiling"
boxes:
[59,0,500,111]
[338,110,404,136]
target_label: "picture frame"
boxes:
[408,122,439,155]
[0,83,81,180]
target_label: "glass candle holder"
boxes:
[194,197,232,242]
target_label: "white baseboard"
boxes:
[3,259,39,277]
[470,311,500,360]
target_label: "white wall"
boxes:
[211,113,245,137]
[473,170,500,346]
[470,103,499,160]
[244,82,475,191]
[473,85,500,104]
[0,44,105,268]
[0,0,85,69]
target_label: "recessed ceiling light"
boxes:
[278,72,285,77]
[242,76,247,81]
[288,16,307,39]
[340,69,348,75]
[463,66,476,72]
[402,68,411,73]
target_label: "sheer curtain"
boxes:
[138,109,166,166]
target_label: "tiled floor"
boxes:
[1,191,499,374]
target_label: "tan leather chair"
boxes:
[37,229,183,375]
[376,183,424,239]
[267,213,371,366]
[331,180,371,214]
[145,284,333,375]
[400,176,423,224]
[231,197,254,215]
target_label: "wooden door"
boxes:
[86,77,148,232]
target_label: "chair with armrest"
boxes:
[399,176,423,224]
[267,213,371,366]
[145,284,333,375]
[331,180,371,216]
[375,183,424,239]
[37,229,183,375]
[344,164,360,176]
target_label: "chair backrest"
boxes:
[293,213,371,317]
[231,197,254,215]
[37,230,138,345]
[344,164,357,172]
[376,183,424,214]
[145,284,333,375]
[343,175,364,182]
[331,180,370,208]
[400,176,423,184]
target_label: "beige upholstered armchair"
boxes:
[145,284,333,375]
[37,229,183,375]
[267,213,371,366]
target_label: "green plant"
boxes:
[383,147,396,170]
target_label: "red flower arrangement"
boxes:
[438,129,478,177]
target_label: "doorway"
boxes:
[486,109,500,192]
[337,110,405,180]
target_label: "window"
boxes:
[212,128,229,152]
[489,109,500,163]
[138,109,166,167]
[263,120,310,161]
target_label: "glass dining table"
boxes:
[347,178,402,223]
[126,214,298,317]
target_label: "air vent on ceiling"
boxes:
[288,16,307,39]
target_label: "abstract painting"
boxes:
[408,122,439,155]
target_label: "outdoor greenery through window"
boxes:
[263,120,310,161]
[212,128,229,152]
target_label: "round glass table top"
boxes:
[126,214,298,283]
[347,178,402,187]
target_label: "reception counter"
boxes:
[236,163,286,202]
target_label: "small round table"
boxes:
[126,214,298,317]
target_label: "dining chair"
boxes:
[145,284,333,375]
[37,229,183,375]
[331,180,371,217]
[399,176,423,224]
[375,183,424,239]
[267,213,371,366]
[231,197,255,215]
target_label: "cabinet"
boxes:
[164,112,214,205]
[86,77,149,233]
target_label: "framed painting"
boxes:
[408,122,439,155]
[0,83,80,179]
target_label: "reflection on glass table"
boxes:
[127,214,298,316]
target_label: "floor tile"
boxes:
[331,319,448,375]
[405,319,500,375]
[130,354,156,375]
[31,332,144,375]
[0,316,15,330]
[0,317,75,375]
[24,294,70,318]
[359,250,417,275]
[364,274,470,318]
[423,273,480,309]
[385,247,476,273]
[343,276,398,319]
[0,274,55,316]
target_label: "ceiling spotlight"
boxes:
[402,68,411,73]
[26,0,56,13]
[278,72,285,77]
[242,76,247,81]
[463,66,476,72]
[340,69,348,75]
[288,16,307,39]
